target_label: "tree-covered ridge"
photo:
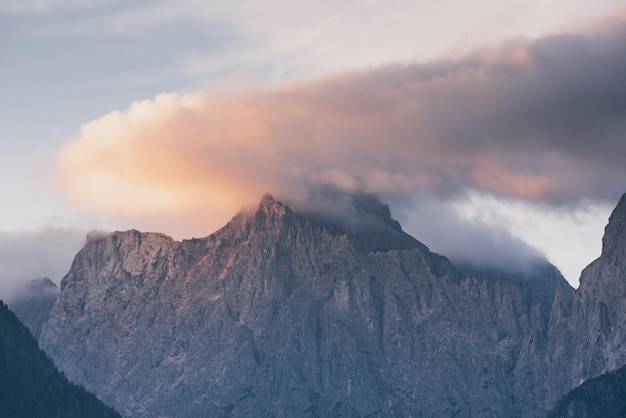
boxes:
[0,300,121,418]
[548,364,626,418]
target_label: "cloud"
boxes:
[0,0,111,13]
[24,2,625,87]
[386,190,612,281]
[387,191,544,272]
[0,228,86,301]
[50,13,626,272]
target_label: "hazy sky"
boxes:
[1,1,626,294]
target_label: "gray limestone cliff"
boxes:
[545,193,626,408]
[40,192,619,417]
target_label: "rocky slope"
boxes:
[38,192,626,417]
[544,193,626,408]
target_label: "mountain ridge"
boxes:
[35,191,625,417]
[545,192,626,405]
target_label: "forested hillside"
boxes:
[0,301,120,418]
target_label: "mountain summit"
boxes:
[299,189,432,255]
[602,193,626,258]
[36,192,626,417]
[546,192,626,403]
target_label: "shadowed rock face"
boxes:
[545,193,626,407]
[459,262,566,314]
[37,192,626,417]
[299,189,430,254]
[602,194,626,259]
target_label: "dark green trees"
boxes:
[0,300,121,418]
[548,365,626,418]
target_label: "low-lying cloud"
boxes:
[385,191,545,271]
[51,13,626,271]
[0,228,86,301]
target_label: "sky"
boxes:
[1,0,626,297]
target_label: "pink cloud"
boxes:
[51,13,626,238]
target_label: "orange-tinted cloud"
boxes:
[52,13,626,238]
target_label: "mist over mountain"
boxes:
[457,261,567,314]
[25,191,626,417]
[291,187,431,255]
[0,228,85,301]
[8,277,59,339]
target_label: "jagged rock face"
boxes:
[546,193,626,408]
[459,262,566,314]
[8,277,59,339]
[602,194,626,261]
[299,189,431,255]
[41,194,573,417]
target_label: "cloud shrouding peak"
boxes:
[0,228,86,301]
[53,13,626,246]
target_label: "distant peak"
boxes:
[290,186,431,254]
[41,277,56,287]
[350,192,403,232]
[610,193,626,223]
[259,193,278,208]
[301,187,402,233]
[15,277,59,297]
[602,192,626,256]
[253,193,290,222]
[31,277,58,290]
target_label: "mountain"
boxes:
[548,364,626,418]
[36,191,626,417]
[9,277,59,339]
[458,261,566,314]
[0,300,121,418]
[544,193,626,407]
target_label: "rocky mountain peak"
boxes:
[350,192,403,232]
[300,187,401,232]
[293,187,431,255]
[602,193,626,258]
[23,277,58,294]
[259,192,278,208]
[38,190,626,418]
[212,194,294,246]
[255,193,290,221]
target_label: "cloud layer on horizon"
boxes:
[50,13,626,274]
[0,228,86,301]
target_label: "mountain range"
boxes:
[13,191,626,417]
